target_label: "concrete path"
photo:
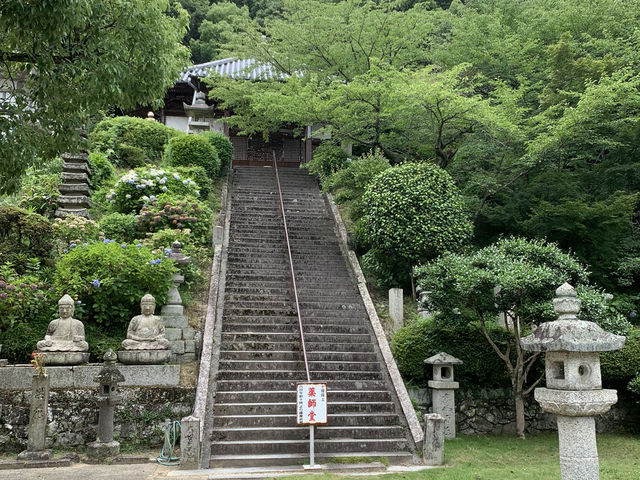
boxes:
[0,462,434,480]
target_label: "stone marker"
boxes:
[18,371,52,460]
[521,283,625,480]
[87,349,125,460]
[180,415,201,469]
[423,413,444,466]
[118,294,171,364]
[213,225,224,246]
[37,294,90,365]
[425,352,463,439]
[388,288,403,333]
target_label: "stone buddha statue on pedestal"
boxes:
[118,294,171,364]
[37,294,89,365]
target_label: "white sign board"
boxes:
[296,383,327,426]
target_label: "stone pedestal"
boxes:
[40,351,89,366]
[117,349,171,365]
[423,413,444,466]
[425,352,463,439]
[18,374,52,460]
[388,288,403,333]
[180,416,201,469]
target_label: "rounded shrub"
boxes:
[0,206,53,272]
[88,152,116,190]
[176,165,210,198]
[360,162,472,286]
[89,116,181,167]
[99,213,139,243]
[601,330,640,385]
[201,131,233,171]
[304,142,348,182]
[53,241,176,328]
[165,134,220,178]
[106,166,201,214]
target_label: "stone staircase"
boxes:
[209,166,415,467]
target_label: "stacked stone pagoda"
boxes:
[55,151,92,218]
[521,283,626,480]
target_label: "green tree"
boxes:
[360,162,472,288]
[0,0,190,193]
[191,2,251,64]
[414,237,628,438]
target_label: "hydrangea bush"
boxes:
[138,194,212,247]
[106,167,200,214]
[53,241,176,328]
[52,215,103,253]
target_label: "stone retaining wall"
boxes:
[0,365,195,452]
[408,387,639,436]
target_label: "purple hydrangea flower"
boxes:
[0,293,7,299]
[92,279,100,288]
[137,244,143,247]
[103,238,111,244]
[70,243,77,248]
[20,283,26,288]
[30,284,37,290]
[0,281,5,288]
[6,284,15,291]
[121,244,127,248]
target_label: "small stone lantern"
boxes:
[162,241,191,316]
[425,352,463,438]
[87,349,125,460]
[521,283,625,480]
[183,92,216,134]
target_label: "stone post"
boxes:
[180,415,201,469]
[521,283,626,480]
[87,350,125,461]
[425,352,463,439]
[422,413,444,466]
[161,241,192,362]
[388,288,403,333]
[18,373,52,460]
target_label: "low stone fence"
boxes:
[408,387,639,436]
[0,365,194,452]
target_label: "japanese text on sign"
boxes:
[296,383,327,425]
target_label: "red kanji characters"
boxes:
[308,399,316,408]
[308,387,316,397]
[308,411,316,421]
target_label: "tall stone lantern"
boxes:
[521,283,625,480]
[425,352,463,438]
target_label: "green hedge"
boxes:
[99,213,139,244]
[601,329,640,386]
[392,317,512,388]
[165,134,220,178]
[0,206,53,272]
[89,116,181,167]
[304,142,348,182]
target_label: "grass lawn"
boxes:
[279,434,640,480]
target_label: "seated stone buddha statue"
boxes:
[121,294,170,350]
[37,294,89,352]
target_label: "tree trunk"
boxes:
[514,391,526,440]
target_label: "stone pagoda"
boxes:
[55,151,92,218]
[521,283,626,480]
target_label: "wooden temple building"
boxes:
[129,58,326,167]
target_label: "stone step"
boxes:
[221,323,370,334]
[211,425,404,442]
[212,412,402,428]
[213,401,395,416]
[221,332,371,343]
[216,370,383,381]
[220,341,375,353]
[208,451,414,468]
[214,390,391,404]
[219,351,379,363]
[210,438,409,456]
[218,360,380,372]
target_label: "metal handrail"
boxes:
[272,153,311,383]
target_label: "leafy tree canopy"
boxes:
[0,0,190,193]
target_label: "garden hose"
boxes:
[157,420,181,466]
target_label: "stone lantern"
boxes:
[87,349,125,460]
[521,283,625,480]
[183,92,216,134]
[424,352,463,438]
